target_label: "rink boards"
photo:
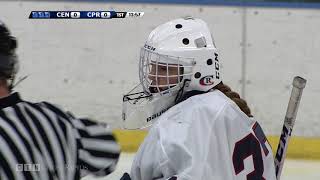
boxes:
[113,130,320,160]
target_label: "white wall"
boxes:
[0,1,319,136]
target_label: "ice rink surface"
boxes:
[82,153,320,180]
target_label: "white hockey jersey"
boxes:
[130,90,276,180]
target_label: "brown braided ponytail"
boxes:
[214,82,253,117]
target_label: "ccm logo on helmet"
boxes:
[214,53,220,79]
[200,75,214,86]
[144,44,156,51]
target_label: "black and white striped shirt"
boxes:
[0,92,121,180]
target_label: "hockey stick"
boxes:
[274,76,307,180]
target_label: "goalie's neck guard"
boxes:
[122,83,176,130]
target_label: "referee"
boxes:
[0,21,120,180]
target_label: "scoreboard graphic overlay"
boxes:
[29,11,144,19]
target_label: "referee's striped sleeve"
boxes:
[42,102,121,178]
[72,118,121,177]
[0,93,121,180]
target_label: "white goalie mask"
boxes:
[122,17,222,129]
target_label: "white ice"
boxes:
[82,153,320,180]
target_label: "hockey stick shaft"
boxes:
[274,76,307,180]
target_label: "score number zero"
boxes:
[70,12,80,18]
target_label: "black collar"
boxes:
[0,92,23,109]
